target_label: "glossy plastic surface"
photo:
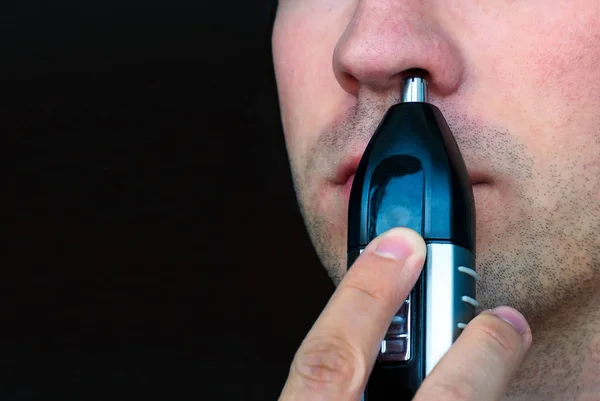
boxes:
[347,102,475,253]
[346,101,477,400]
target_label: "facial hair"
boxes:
[289,94,600,326]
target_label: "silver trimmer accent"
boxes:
[350,74,478,400]
[401,76,428,103]
[357,244,478,371]
[424,243,478,375]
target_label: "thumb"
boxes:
[279,228,426,401]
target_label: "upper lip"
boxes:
[334,152,488,186]
[468,171,488,185]
[334,153,363,186]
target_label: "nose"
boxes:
[333,0,464,97]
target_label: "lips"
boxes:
[334,153,362,200]
[334,153,363,186]
[335,153,488,200]
[342,173,356,200]
[468,171,488,186]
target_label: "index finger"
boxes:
[279,228,427,401]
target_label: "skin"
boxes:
[279,228,533,401]
[272,0,600,400]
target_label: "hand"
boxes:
[278,227,533,401]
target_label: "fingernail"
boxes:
[373,228,414,261]
[489,306,530,335]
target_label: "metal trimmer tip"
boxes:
[402,76,428,103]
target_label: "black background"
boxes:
[3,1,335,399]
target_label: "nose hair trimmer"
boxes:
[347,76,478,400]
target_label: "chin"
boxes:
[310,226,348,286]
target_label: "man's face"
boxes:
[271,0,600,321]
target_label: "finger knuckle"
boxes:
[293,334,364,394]
[343,257,396,303]
[343,278,390,304]
[419,380,474,401]
[467,316,523,358]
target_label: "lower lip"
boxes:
[343,174,355,201]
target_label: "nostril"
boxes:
[402,68,429,80]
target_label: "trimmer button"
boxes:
[378,293,412,362]
[378,338,408,362]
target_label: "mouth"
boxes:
[335,153,488,202]
[333,153,363,201]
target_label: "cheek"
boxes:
[272,8,352,162]
[467,2,600,159]
[522,11,600,164]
